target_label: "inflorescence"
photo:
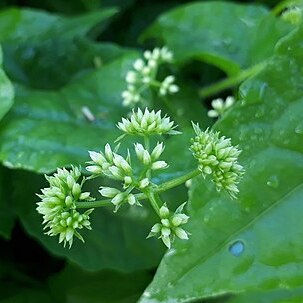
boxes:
[190,123,244,199]
[36,47,245,249]
[36,166,94,248]
[207,96,235,118]
[122,47,179,107]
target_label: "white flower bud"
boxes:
[175,227,189,240]
[67,175,75,189]
[126,71,137,83]
[108,166,124,180]
[151,161,168,170]
[139,178,149,189]
[86,165,103,174]
[127,194,136,205]
[99,187,120,198]
[113,154,131,174]
[88,151,106,165]
[134,143,145,161]
[151,142,165,160]
[159,204,169,218]
[133,59,144,71]
[72,183,81,200]
[104,144,113,162]
[111,192,125,206]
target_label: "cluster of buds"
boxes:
[117,108,179,137]
[281,6,302,25]
[190,123,244,199]
[36,166,95,248]
[87,108,174,212]
[121,47,179,106]
[148,203,190,249]
[207,96,235,118]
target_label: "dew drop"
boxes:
[295,122,303,134]
[143,291,151,298]
[266,175,279,189]
[229,240,245,256]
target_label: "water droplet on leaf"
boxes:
[266,175,279,188]
[229,240,245,256]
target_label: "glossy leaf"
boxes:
[0,7,117,42]
[0,52,137,173]
[228,288,303,303]
[139,26,303,303]
[49,264,152,303]
[142,2,291,75]
[3,38,130,89]
[0,46,14,120]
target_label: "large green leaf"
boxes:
[0,46,14,120]
[228,288,303,303]
[141,2,291,75]
[0,52,137,173]
[49,264,152,303]
[3,38,130,89]
[0,7,122,89]
[0,7,117,42]
[139,25,303,303]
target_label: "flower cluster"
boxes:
[190,123,244,199]
[36,166,94,248]
[87,108,177,212]
[148,203,190,249]
[281,6,302,25]
[121,47,179,107]
[117,108,179,137]
[207,96,235,118]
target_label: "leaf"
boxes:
[0,52,137,173]
[139,25,303,303]
[227,288,303,303]
[141,2,292,75]
[49,263,152,303]
[0,7,122,89]
[0,7,117,42]
[3,38,130,89]
[0,46,14,120]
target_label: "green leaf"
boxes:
[0,7,122,90]
[12,169,164,272]
[141,2,292,75]
[3,38,130,89]
[0,52,137,173]
[0,7,117,42]
[49,264,152,303]
[227,288,303,303]
[0,46,14,120]
[139,25,303,303]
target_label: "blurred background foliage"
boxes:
[0,0,301,302]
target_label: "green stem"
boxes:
[156,168,201,192]
[76,168,201,209]
[199,62,267,98]
[76,199,112,209]
[144,189,161,216]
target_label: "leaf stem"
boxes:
[144,189,161,216]
[199,61,267,98]
[76,168,201,209]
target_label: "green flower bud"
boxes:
[190,123,244,199]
